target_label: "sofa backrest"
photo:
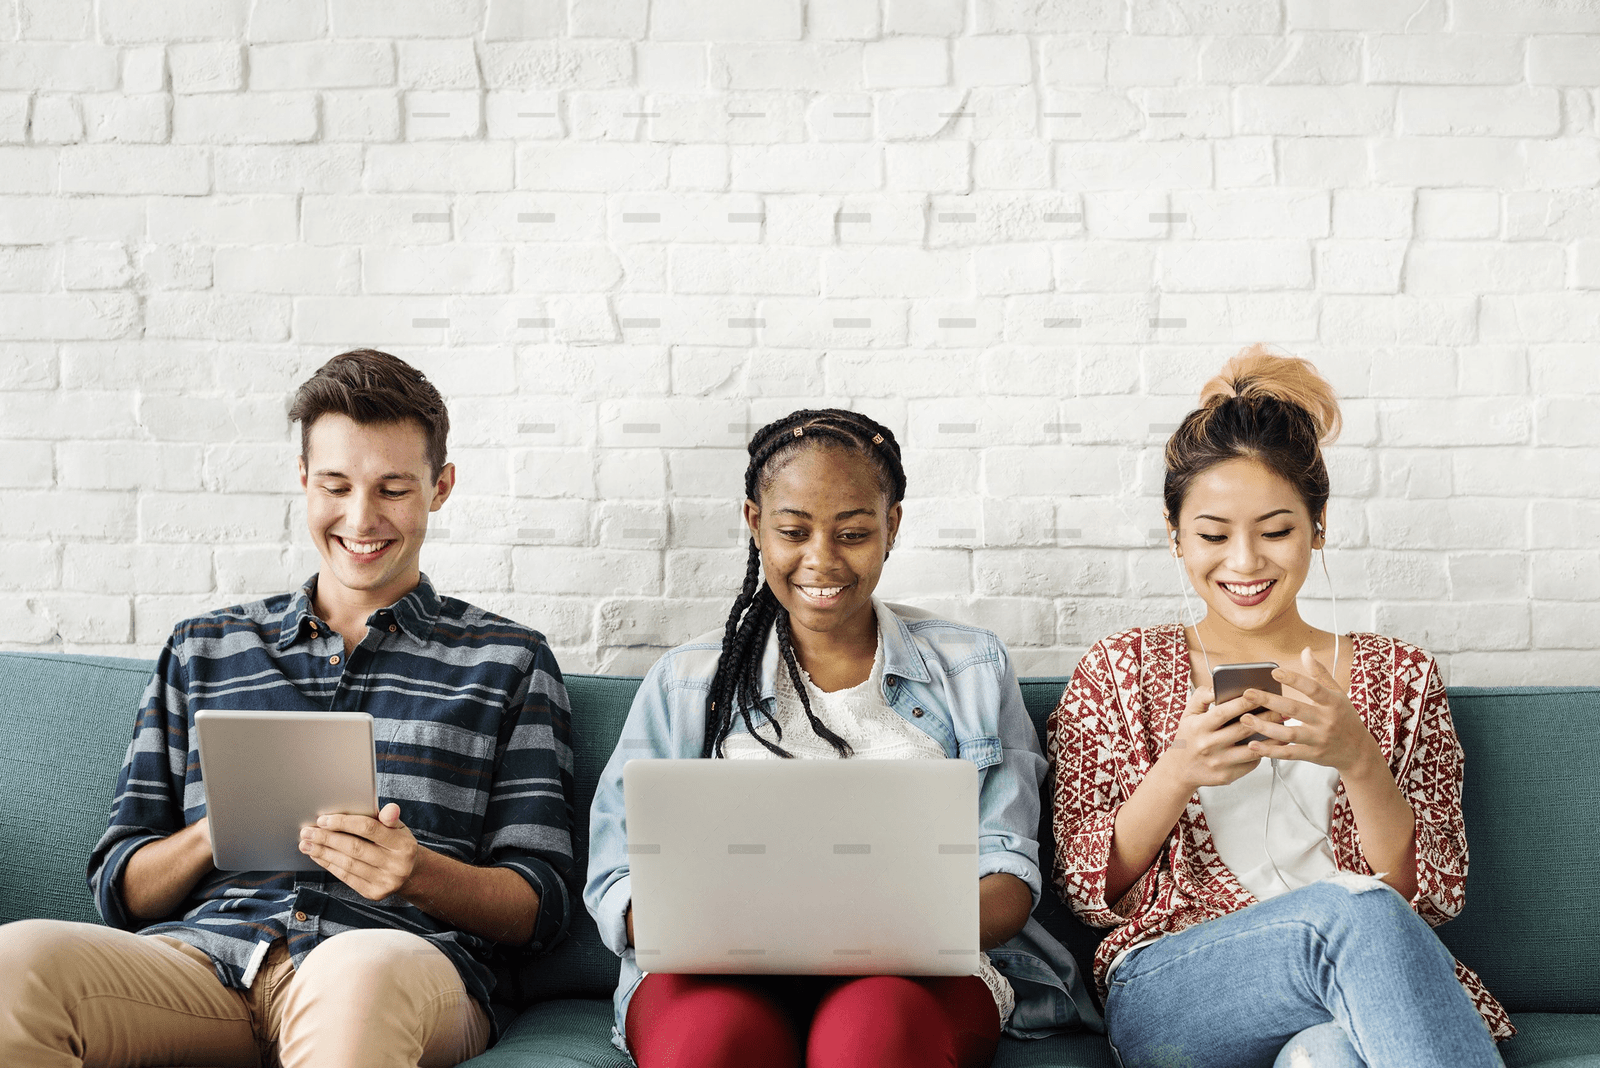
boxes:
[2,652,1596,1014]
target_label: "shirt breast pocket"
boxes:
[957,735,1003,770]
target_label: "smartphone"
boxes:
[1210,662,1280,744]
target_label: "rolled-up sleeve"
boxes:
[1392,655,1470,928]
[976,639,1047,907]
[87,632,192,930]
[482,640,576,954]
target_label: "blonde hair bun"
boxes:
[1199,345,1341,446]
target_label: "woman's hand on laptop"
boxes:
[298,802,419,901]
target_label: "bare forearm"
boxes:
[1342,749,1418,900]
[1105,757,1193,905]
[402,847,541,944]
[979,872,1032,950]
[123,820,214,923]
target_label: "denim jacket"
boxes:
[584,599,1102,1055]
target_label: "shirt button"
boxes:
[329,655,340,665]
[912,707,925,718]
[294,911,308,922]
[388,624,398,633]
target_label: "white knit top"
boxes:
[722,616,1017,1026]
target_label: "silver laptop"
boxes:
[624,759,979,975]
[194,710,378,871]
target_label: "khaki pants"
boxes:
[0,919,491,1068]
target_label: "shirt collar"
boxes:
[276,572,441,650]
[755,595,931,702]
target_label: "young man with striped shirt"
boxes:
[0,350,575,1067]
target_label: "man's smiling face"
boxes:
[298,413,455,608]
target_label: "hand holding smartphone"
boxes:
[1210,662,1280,744]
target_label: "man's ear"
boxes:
[429,462,457,511]
[297,454,309,490]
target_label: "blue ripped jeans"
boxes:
[1103,879,1505,1068]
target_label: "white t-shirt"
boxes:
[721,617,1017,1026]
[1197,753,1341,901]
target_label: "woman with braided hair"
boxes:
[586,408,1099,1067]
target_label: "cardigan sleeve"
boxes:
[1046,638,1151,927]
[1392,652,1471,927]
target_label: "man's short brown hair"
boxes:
[289,350,450,478]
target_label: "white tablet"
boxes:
[194,710,378,872]
[624,759,979,975]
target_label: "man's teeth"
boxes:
[340,537,392,554]
[800,585,845,598]
[1221,580,1274,596]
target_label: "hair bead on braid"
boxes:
[701,409,908,759]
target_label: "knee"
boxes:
[1296,879,1443,960]
[813,976,936,1048]
[292,930,441,1006]
[1274,1022,1365,1068]
[0,921,84,996]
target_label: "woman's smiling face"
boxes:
[1169,457,1324,635]
[744,445,902,642]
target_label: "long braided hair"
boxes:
[702,409,908,759]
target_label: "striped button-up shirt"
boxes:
[87,573,574,1035]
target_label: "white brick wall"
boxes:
[1,5,1597,686]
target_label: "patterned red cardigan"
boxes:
[1046,625,1513,1040]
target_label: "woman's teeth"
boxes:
[1220,580,1274,596]
[799,585,846,598]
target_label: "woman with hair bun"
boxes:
[1049,348,1512,1067]
[587,409,1099,1068]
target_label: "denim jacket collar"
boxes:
[753,596,933,704]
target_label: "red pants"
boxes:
[624,972,1001,1068]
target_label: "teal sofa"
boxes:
[2,650,1597,1066]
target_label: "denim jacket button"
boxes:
[912,707,924,717]
[885,674,897,687]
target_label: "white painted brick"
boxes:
[1524,139,1600,190]
[29,96,82,144]
[139,246,213,290]
[18,0,90,39]
[0,294,139,341]
[0,148,54,194]
[1133,0,1279,31]
[250,42,394,90]
[1056,142,1211,190]
[1171,189,1329,238]
[212,545,295,596]
[213,146,361,193]
[516,243,624,292]
[710,44,860,91]
[1237,86,1393,136]
[1368,499,1526,551]
[0,345,55,390]
[0,543,58,592]
[514,345,668,400]
[1536,399,1600,447]
[478,42,633,89]
[1455,0,1600,31]
[1399,87,1560,138]
[1366,35,1523,86]
[63,544,213,595]
[132,594,226,647]
[483,0,564,39]
[764,195,843,246]
[60,244,129,290]
[147,294,288,342]
[828,351,978,398]
[1043,90,1142,141]
[248,0,327,41]
[952,35,1030,86]
[317,90,398,141]
[0,441,52,487]
[0,95,28,143]
[612,293,758,347]
[607,192,766,244]
[361,246,511,296]
[909,302,1001,348]
[1318,241,1405,294]
[569,0,647,36]
[671,349,823,398]
[0,490,135,539]
[1404,243,1565,294]
[1414,190,1498,239]
[1276,138,1366,189]
[975,244,1052,295]
[150,196,298,244]
[1482,294,1600,343]
[1215,35,1362,86]
[483,91,563,141]
[393,40,477,90]
[27,594,131,644]
[100,0,245,40]
[404,91,482,140]
[825,247,968,299]
[983,445,1126,497]
[1528,36,1600,85]
[671,245,817,295]
[731,143,881,193]
[64,343,217,392]
[82,94,169,143]
[955,87,1036,140]
[518,142,669,191]
[1160,241,1312,292]
[1132,87,1230,140]
[651,0,801,40]
[1372,139,1526,188]
[756,297,907,349]
[173,93,318,144]
[864,38,949,89]
[367,143,512,192]
[1531,500,1600,550]
[170,42,243,93]
[874,89,965,140]
[1331,190,1411,239]
[1321,296,1477,346]
[669,145,730,190]
[328,0,482,37]
[1055,242,1155,292]
[1106,36,1198,86]
[458,192,607,244]
[0,44,118,92]
[1287,0,1443,31]
[1505,191,1600,242]
[202,443,298,493]
[1375,602,1529,654]
[1533,551,1600,601]
[1574,240,1600,290]
[516,545,661,594]
[301,195,449,245]
[972,140,1051,190]
[139,493,286,543]
[635,43,708,90]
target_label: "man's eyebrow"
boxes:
[311,469,421,482]
[1194,508,1293,523]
